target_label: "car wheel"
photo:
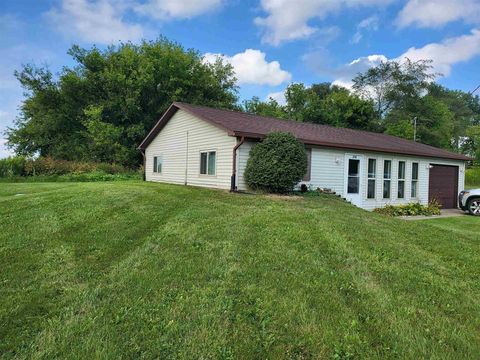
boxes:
[467,198,480,216]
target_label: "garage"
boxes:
[429,165,459,209]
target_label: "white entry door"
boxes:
[344,154,363,207]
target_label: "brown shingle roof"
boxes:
[138,102,470,161]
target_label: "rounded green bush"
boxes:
[244,132,308,193]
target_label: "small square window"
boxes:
[200,151,216,175]
[153,156,162,173]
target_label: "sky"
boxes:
[1,0,480,158]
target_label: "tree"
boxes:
[464,126,480,165]
[244,132,307,193]
[243,83,380,131]
[242,96,287,119]
[427,84,480,150]
[6,38,238,167]
[385,95,454,149]
[352,58,436,118]
[320,91,380,131]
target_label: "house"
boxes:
[138,102,470,210]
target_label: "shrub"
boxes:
[0,157,27,177]
[244,132,308,193]
[0,156,136,180]
[374,201,441,217]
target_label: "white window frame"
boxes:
[411,162,419,198]
[397,161,406,199]
[383,159,392,199]
[199,150,217,176]
[367,158,377,199]
[153,155,163,174]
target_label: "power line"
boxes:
[470,83,480,95]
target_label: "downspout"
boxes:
[185,130,189,186]
[231,136,245,192]
[140,150,146,181]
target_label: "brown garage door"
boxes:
[429,165,458,209]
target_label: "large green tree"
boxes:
[244,82,379,131]
[352,58,480,155]
[242,96,287,119]
[6,38,238,167]
[352,58,436,118]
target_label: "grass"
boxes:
[0,172,141,183]
[466,167,480,189]
[1,181,479,359]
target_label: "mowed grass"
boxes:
[0,182,479,359]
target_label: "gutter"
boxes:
[230,136,245,192]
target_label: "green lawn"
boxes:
[1,182,479,359]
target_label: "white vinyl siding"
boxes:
[145,112,465,210]
[236,141,255,190]
[236,143,465,210]
[145,109,236,189]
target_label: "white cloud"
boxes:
[46,0,226,44]
[351,15,379,44]
[396,0,480,28]
[0,138,14,159]
[135,0,223,20]
[46,0,144,44]
[397,29,480,76]
[328,29,480,88]
[266,91,286,105]
[331,54,388,89]
[255,0,394,45]
[204,49,292,86]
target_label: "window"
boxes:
[411,162,419,198]
[153,155,162,173]
[383,160,391,199]
[347,159,360,194]
[398,161,405,198]
[367,159,376,199]
[200,151,216,175]
[303,148,312,181]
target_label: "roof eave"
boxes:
[232,131,471,162]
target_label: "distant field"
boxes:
[1,182,479,359]
[466,167,480,189]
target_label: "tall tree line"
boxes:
[6,38,238,167]
[5,39,480,166]
[243,59,480,163]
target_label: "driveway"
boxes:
[399,209,467,221]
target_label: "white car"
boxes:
[459,189,480,216]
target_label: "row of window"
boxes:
[366,159,418,200]
[153,151,217,176]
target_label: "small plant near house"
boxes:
[374,200,441,216]
[244,132,308,193]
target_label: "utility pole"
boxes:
[413,116,417,142]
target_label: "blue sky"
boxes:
[2,0,480,158]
